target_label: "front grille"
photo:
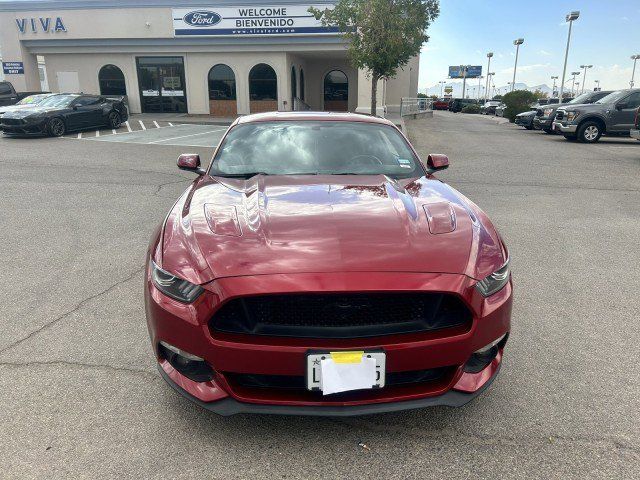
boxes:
[210,293,472,339]
[556,110,565,120]
[0,118,24,126]
[225,366,454,391]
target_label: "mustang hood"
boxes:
[2,106,61,119]
[160,175,505,285]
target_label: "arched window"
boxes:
[299,68,305,101]
[323,70,349,112]
[249,64,277,101]
[291,65,297,105]
[208,64,236,100]
[98,64,126,96]
[249,63,278,113]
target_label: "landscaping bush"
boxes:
[461,103,481,114]
[501,90,537,122]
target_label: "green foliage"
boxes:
[532,89,549,100]
[310,0,440,114]
[461,104,481,114]
[502,90,537,122]
[416,92,429,98]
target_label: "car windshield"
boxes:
[568,93,593,104]
[210,121,421,179]
[17,94,48,105]
[39,95,77,107]
[595,90,628,104]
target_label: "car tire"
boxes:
[108,111,122,129]
[525,125,533,130]
[577,121,603,143]
[543,128,554,134]
[47,118,66,137]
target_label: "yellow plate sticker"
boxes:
[330,351,364,364]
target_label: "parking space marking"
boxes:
[112,129,117,135]
[153,121,160,128]
[147,127,227,144]
[77,132,82,139]
[168,122,174,127]
[138,120,146,130]
[125,121,132,133]
[95,130,100,137]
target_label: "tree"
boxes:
[310,0,440,115]
[501,90,537,122]
[532,89,549,100]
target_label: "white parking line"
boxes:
[153,121,160,128]
[168,122,174,127]
[138,120,146,130]
[95,130,100,137]
[147,127,228,144]
[112,129,117,135]
[77,132,82,139]
[125,121,132,133]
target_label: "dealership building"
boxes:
[0,0,419,117]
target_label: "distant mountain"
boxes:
[424,82,554,98]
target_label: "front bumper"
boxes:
[145,269,512,416]
[553,121,577,133]
[533,117,552,130]
[631,129,640,140]
[515,116,533,127]
[1,119,48,136]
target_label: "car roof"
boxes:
[234,111,397,127]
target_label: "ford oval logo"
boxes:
[183,10,221,27]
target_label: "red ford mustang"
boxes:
[145,112,512,416]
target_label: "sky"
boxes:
[419,0,640,93]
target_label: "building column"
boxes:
[355,68,385,117]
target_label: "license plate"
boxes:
[306,351,386,393]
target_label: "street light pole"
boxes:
[580,64,592,93]
[460,65,469,99]
[551,76,558,97]
[559,11,580,101]
[485,52,493,101]
[439,80,445,97]
[512,39,524,91]
[631,55,640,88]
[594,80,600,91]
[570,71,580,96]
[477,75,483,100]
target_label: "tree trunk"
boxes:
[370,74,378,116]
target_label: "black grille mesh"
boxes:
[211,293,472,338]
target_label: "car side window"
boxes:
[73,96,101,107]
[0,83,13,95]
[623,92,640,109]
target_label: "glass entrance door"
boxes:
[136,57,187,113]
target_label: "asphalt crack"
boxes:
[0,360,156,380]
[0,265,145,355]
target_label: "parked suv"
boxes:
[554,89,640,143]
[449,98,477,113]
[534,90,612,134]
[631,106,640,141]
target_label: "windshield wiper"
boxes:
[213,172,270,179]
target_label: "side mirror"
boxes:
[72,106,78,111]
[177,153,205,175]
[423,153,449,172]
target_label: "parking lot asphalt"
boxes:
[0,112,638,479]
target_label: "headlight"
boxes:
[566,111,580,122]
[543,108,553,116]
[151,260,203,303]
[475,258,510,297]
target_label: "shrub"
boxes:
[501,90,537,122]
[461,103,481,114]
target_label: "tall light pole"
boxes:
[580,64,592,93]
[559,11,580,101]
[594,79,600,91]
[460,65,470,99]
[631,55,640,88]
[477,75,483,100]
[512,38,524,91]
[485,52,493,101]
[570,71,580,96]
[438,80,446,97]
[487,72,495,98]
[551,76,558,97]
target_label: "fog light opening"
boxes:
[159,341,214,382]
[463,333,508,374]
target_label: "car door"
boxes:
[67,96,104,130]
[609,92,640,132]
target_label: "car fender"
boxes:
[577,114,607,133]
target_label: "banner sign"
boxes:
[172,5,340,36]
[2,62,24,75]
[448,66,482,79]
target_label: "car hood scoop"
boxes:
[161,174,504,284]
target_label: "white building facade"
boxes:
[0,0,419,116]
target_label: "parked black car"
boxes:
[533,91,612,133]
[0,93,128,136]
[514,110,537,129]
[448,98,478,113]
[0,81,48,107]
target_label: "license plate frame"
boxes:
[305,350,386,392]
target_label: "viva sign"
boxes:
[15,17,67,33]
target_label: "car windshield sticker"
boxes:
[397,158,412,168]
